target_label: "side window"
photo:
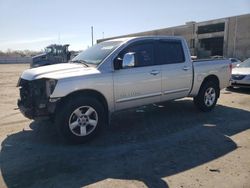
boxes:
[121,42,154,67]
[157,41,185,65]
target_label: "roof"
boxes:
[46,44,70,48]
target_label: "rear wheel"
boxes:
[55,96,105,144]
[194,81,219,112]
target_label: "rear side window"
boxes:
[157,41,185,64]
[120,42,154,67]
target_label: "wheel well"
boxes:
[201,75,220,97]
[58,89,109,116]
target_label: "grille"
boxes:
[19,78,47,108]
[19,79,33,107]
[231,75,246,80]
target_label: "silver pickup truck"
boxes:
[17,36,232,143]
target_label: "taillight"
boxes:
[229,63,232,74]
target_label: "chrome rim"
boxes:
[68,106,98,136]
[204,87,216,107]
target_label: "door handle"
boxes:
[183,66,190,71]
[150,70,160,75]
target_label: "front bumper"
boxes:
[17,98,59,119]
[18,99,33,119]
[230,82,250,88]
[230,78,250,88]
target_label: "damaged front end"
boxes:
[17,78,59,119]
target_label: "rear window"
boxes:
[157,41,185,65]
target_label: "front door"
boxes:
[113,41,162,111]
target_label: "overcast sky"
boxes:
[0,0,249,51]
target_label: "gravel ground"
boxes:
[0,64,249,188]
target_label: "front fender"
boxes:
[50,74,114,112]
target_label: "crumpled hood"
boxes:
[21,63,100,80]
[232,67,250,75]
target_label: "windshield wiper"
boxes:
[70,60,89,67]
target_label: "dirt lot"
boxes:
[0,64,249,188]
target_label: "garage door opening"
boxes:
[198,37,224,58]
[197,23,225,34]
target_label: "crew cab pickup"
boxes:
[17,36,232,143]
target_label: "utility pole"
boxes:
[58,32,61,44]
[91,26,94,46]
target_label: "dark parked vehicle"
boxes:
[31,44,71,68]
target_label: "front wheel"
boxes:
[55,96,105,144]
[193,81,219,112]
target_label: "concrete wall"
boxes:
[97,14,250,60]
[97,24,196,55]
[226,14,250,60]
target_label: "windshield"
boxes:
[238,58,250,68]
[72,40,123,65]
[45,47,53,54]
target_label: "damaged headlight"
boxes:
[45,79,57,96]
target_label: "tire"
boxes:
[193,81,219,112]
[55,96,106,144]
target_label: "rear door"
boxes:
[113,40,162,111]
[156,39,193,101]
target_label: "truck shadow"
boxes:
[1,99,250,188]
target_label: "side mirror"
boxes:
[122,52,135,68]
